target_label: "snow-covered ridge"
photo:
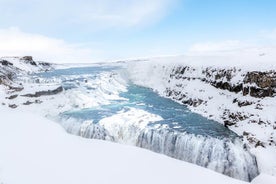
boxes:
[1,56,53,73]
[0,56,53,91]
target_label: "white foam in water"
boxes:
[59,117,113,141]
[62,72,128,109]
[99,108,163,144]
[29,71,129,116]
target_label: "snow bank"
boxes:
[0,108,265,184]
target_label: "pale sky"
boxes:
[0,0,276,63]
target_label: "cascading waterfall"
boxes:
[59,118,113,141]
[30,65,260,182]
[60,112,259,181]
[137,128,259,182]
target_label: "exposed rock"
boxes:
[243,131,250,136]
[38,62,51,67]
[20,56,33,61]
[182,98,203,107]
[35,99,42,104]
[9,86,24,92]
[23,100,43,105]
[233,99,253,107]
[255,141,265,148]
[8,104,18,109]
[20,56,37,66]
[244,71,276,88]
[224,120,236,127]
[21,86,63,97]
[23,101,33,105]
[172,66,276,98]
[242,71,276,98]
[247,86,273,98]
[0,60,13,66]
[228,112,248,122]
[242,131,266,147]
[6,94,18,100]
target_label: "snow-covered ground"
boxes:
[0,108,274,184]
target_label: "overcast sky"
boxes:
[0,0,276,62]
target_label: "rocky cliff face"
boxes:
[0,56,61,109]
[127,62,276,148]
[0,59,23,91]
[0,56,53,90]
[168,66,276,147]
[171,66,276,98]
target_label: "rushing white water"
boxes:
[60,112,259,181]
[60,118,112,140]
[137,128,259,181]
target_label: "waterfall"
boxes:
[137,128,259,181]
[60,119,113,141]
[60,117,259,181]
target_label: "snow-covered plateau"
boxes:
[0,56,275,184]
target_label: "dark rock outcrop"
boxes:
[244,71,276,88]
[21,86,63,97]
[0,60,13,66]
[233,98,253,107]
[8,104,18,109]
[20,56,37,66]
[6,94,18,100]
[171,66,276,98]
[20,56,33,61]
[22,100,43,105]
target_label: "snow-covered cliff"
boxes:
[127,57,276,148]
[0,56,53,91]
[126,56,276,177]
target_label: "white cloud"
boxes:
[0,0,175,30]
[0,27,101,63]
